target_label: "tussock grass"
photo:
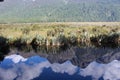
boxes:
[0,22,120,47]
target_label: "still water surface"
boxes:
[0,46,120,80]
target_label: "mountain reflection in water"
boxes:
[0,54,120,80]
[0,45,120,80]
[7,45,120,68]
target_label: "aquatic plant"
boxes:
[51,36,57,46]
[56,35,67,46]
[0,36,7,46]
[46,37,52,46]
[0,23,120,48]
[14,35,32,46]
[90,33,120,47]
[68,32,77,44]
[6,36,17,45]
[31,35,45,46]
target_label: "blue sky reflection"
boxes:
[0,54,120,80]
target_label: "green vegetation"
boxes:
[0,22,120,47]
[1,0,120,22]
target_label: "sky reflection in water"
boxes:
[0,54,120,80]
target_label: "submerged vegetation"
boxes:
[0,22,120,48]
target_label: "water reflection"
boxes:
[0,36,10,62]
[0,45,120,80]
[0,54,120,80]
[6,45,120,68]
[70,47,120,68]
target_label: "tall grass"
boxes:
[0,22,119,47]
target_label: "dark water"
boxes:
[0,45,120,80]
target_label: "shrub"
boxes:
[31,35,45,46]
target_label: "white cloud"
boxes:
[103,60,120,80]
[0,61,50,80]
[2,54,120,80]
[51,61,78,75]
[0,68,17,80]
[5,54,27,63]
[0,55,78,80]
[80,60,120,80]
[16,61,50,80]
[80,61,105,79]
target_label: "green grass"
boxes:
[0,22,120,46]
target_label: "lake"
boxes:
[0,45,120,80]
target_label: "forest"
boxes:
[0,0,120,23]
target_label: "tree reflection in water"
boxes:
[0,43,120,68]
[0,36,10,62]
[0,42,120,80]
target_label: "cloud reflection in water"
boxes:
[0,54,120,80]
[80,60,120,80]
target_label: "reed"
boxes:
[0,22,120,47]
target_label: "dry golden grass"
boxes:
[0,22,120,39]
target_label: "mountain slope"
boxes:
[0,0,120,23]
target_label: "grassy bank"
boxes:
[0,22,120,47]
